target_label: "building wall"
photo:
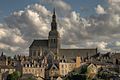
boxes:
[22,67,45,80]
[0,68,15,74]
[49,68,59,77]
[29,47,47,58]
[0,61,6,66]
[0,73,2,80]
[60,48,97,58]
[87,64,97,79]
[59,63,76,76]
[76,56,81,68]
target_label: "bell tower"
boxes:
[48,8,60,54]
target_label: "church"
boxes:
[29,9,97,59]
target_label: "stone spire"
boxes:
[48,8,60,54]
[51,8,57,31]
[52,8,56,21]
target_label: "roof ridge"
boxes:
[34,39,48,40]
[60,48,97,50]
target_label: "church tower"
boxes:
[48,8,60,54]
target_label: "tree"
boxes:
[64,64,98,80]
[6,74,16,80]
[6,71,21,80]
[13,71,21,79]
[64,65,88,80]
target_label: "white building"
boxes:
[59,56,81,76]
[22,64,45,80]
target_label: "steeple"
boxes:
[48,8,60,54]
[51,8,57,31]
[52,8,56,21]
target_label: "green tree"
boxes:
[6,71,21,80]
[64,65,88,80]
[6,74,16,80]
[13,71,21,79]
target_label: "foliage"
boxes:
[64,64,98,80]
[6,71,21,80]
[6,74,16,80]
[13,71,21,79]
[64,65,88,80]
[80,65,88,74]
[97,69,117,79]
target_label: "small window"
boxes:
[61,65,64,68]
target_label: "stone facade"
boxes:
[59,56,81,76]
[22,66,45,80]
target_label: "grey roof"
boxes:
[111,53,120,59]
[48,63,59,70]
[59,48,97,58]
[0,65,15,69]
[30,39,48,48]
[89,61,113,66]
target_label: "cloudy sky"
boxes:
[0,0,120,56]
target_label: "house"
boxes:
[22,63,45,80]
[0,65,16,80]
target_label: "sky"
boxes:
[0,0,108,21]
[0,0,120,56]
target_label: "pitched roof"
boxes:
[30,39,48,48]
[0,65,15,69]
[50,63,59,70]
[59,48,97,58]
[111,53,120,59]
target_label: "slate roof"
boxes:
[89,61,113,66]
[111,53,120,59]
[29,39,48,48]
[59,48,97,58]
[48,63,59,70]
[91,52,100,58]
[0,65,15,69]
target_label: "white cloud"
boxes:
[108,0,120,3]
[41,0,71,16]
[86,41,111,52]
[115,41,120,46]
[53,0,71,11]
[95,5,106,14]
[13,35,26,44]
[0,27,7,39]
[26,4,51,16]
[97,42,110,51]
[0,23,27,55]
